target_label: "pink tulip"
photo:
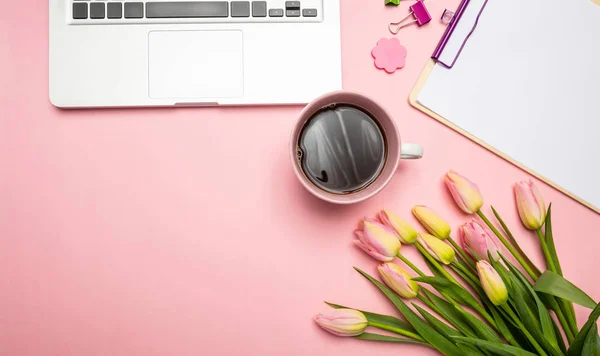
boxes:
[444,170,484,214]
[314,309,368,337]
[514,180,546,230]
[417,233,456,265]
[459,220,501,261]
[378,262,419,299]
[412,205,451,240]
[354,219,401,262]
[378,210,418,244]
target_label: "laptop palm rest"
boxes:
[148,30,244,100]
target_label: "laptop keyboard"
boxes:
[70,0,323,24]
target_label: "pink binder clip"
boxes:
[389,0,432,34]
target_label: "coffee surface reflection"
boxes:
[297,105,387,194]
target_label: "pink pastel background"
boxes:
[1,1,599,355]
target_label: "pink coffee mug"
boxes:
[289,91,423,204]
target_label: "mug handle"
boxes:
[400,143,424,159]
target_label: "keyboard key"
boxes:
[302,8,317,17]
[73,2,88,19]
[146,2,229,18]
[285,1,300,9]
[107,3,123,19]
[286,9,300,17]
[269,8,283,17]
[252,1,267,17]
[124,2,144,18]
[231,1,250,17]
[90,2,106,19]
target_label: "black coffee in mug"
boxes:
[297,104,387,194]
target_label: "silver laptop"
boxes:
[49,1,342,108]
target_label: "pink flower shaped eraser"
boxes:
[371,38,407,74]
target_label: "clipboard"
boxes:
[409,0,600,214]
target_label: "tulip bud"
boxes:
[459,220,501,262]
[477,261,508,306]
[378,262,419,299]
[444,170,484,214]
[314,309,368,337]
[354,220,401,262]
[417,233,455,265]
[412,206,451,240]
[378,210,418,244]
[514,180,546,230]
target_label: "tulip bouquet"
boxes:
[315,171,600,355]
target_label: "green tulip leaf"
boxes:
[421,289,477,338]
[325,302,416,334]
[496,304,538,353]
[501,255,563,356]
[355,267,464,356]
[550,315,568,354]
[424,257,448,279]
[414,305,488,356]
[454,304,503,343]
[534,292,569,355]
[504,265,537,315]
[534,271,597,309]
[413,276,482,311]
[452,336,540,356]
[486,300,522,349]
[355,332,429,346]
[418,248,453,279]
[413,304,460,338]
[568,302,600,356]
[544,205,563,276]
[544,205,579,332]
[420,289,500,347]
[581,322,600,356]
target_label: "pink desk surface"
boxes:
[1,1,599,355]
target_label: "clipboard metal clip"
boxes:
[431,0,489,68]
[389,0,432,34]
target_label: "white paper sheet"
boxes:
[418,0,600,211]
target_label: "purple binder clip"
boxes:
[389,0,432,34]
[432,0,489,68]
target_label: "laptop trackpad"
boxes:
[148,30,244,99]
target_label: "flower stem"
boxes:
[491,206,542,276]
[367,321,426,342]
[448,237,476,270]
[451,261,479,286]
[553,304,575,343]
[501,304,548,356]
[473,305,498,330]
[559,300,579,339]
[417,293,443,317]
[397,254,426,277]
[536,229,557,272]
[534,228,578,338]
[416,293,485,340]
[477,210,538,280]
[445,295,498,331]
[449,264,482,297]
[415,242,459,285]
